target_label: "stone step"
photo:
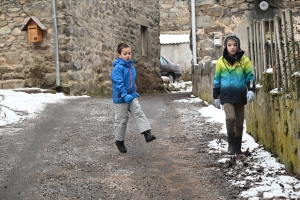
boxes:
[0,79,25,89]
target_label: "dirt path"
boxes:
[0,92,238,200]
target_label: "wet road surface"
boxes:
[0,92,238,199]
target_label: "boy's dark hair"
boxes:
[117,43,130,54]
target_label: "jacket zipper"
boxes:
[129,65,132,93]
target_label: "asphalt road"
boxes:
[0,92,238,200]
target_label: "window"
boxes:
[141,25,148,56]
[160,56,168,65]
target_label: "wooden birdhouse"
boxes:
[21,16,47,43]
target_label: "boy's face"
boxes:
[226,39,237,55]
[118,47,132,61]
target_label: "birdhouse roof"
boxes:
[21,16,47,31]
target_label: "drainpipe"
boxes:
[51,0,61,91]
[191,0,197,65]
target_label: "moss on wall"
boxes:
[245,89,300,175]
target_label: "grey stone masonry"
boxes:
[160,0,300,61]
[160,0,190,32]
[0,0,162,95]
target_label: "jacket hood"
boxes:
[223,33,242,52]
[222,33,245,63]
[113,57,134,68]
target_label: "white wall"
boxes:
[161,43,193,73]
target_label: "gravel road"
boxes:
[0,92,239,200]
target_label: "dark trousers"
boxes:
[223,103,244,137]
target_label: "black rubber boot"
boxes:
[142,130,156,142]
[115,141,127,153]
[227,132,235,155]
[235,136,243,155]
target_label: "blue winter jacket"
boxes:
[111,58,140,103]
[213,56,255,105]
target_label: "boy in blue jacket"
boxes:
[111,43,156,153]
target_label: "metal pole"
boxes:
[191,0,197,66]
[51,0,61,89]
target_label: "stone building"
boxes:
[193,0,300,61]
[0,0,162,95]
[160,0,300,61]
[159,0,191,78]
[160,0,190,33]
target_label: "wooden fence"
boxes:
[247,9,300,97]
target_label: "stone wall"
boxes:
[0,0,162,95]
[160,0,190,33]
[191,61,215,104]
[160,0,300,61]
[245,74,300,175]
[198,0,300,57]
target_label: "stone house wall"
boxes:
[0,0,162,95]
[160,0,190,33]
[160,0,300,61]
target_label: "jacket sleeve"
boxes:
[213,60,221,99]
[111,66,127,98]
[243,58,256,92]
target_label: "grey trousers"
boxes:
[114,98,151,141]
[223,103,244,137]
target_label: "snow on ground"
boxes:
[1,83,300,199]
[200,103,300,199]
[174,86,300,199]
[0,88,88,127]
[170,80,192,93]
